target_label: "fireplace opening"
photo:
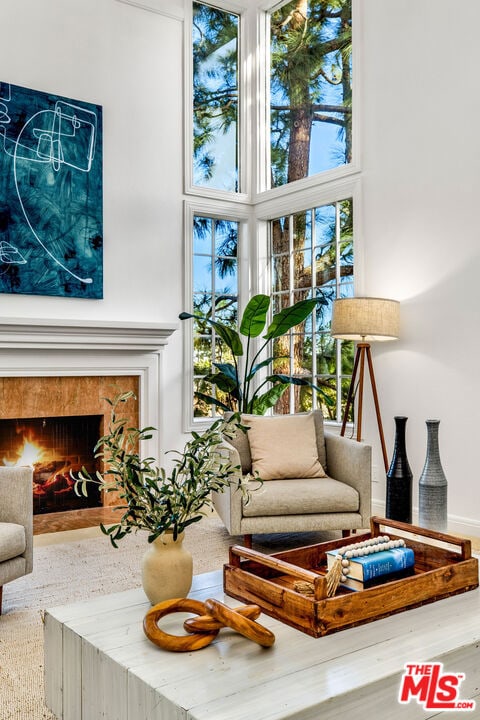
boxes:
[0,415,103,514]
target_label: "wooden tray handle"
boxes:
[228,545,327,600]
[370,516,472,560]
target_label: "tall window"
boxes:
[186,0,357,426]
[192,2,239,192]
[192,215,238,418]
[270,199,354,420]
[270,0,352,188]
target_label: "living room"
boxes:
[0,0,478,536]
[1,0,479,717]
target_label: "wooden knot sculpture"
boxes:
[143,597,275,652]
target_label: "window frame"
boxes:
[184,0,251,202]
[182,0,363,430]
[183,198,252,430]
[254,174,362,425]
[268,198,356,420]
[253,0,361,200]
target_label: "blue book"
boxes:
[326,546,415,582]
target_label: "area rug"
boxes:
[0,515,333,719]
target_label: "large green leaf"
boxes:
[263,298,319,340]
[179,312,243,356]
[266,374,312,386]
[266,374,335,406]
[194,391,232,412]
[239,294,270,338]
[212,362,238,384]
[203,371,237,394]
[246,356,275,381]
[250,384,289,414]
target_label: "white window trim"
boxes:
[252,0,362,200]
[182,198,252,431]
[184,0,251,202]
[183,0,363,428]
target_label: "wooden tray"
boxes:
[223,516,479,637]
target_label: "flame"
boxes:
[3,438,46,467]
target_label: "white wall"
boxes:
[2,0,479,533]
[360,0,480,534]
[0,0,185,454]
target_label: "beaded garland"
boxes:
[336,535,406,582]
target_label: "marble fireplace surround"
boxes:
[0,318,177,468]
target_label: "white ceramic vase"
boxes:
[141,530,193,605]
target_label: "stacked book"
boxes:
[326,537,415,591]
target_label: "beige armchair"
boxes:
[213,411,371,548]
[0,466,34,614]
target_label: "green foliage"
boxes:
[192,2,239,187]
[181,294,329,414]
[192,0,352,188]
[73,392,247,547]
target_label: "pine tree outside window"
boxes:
[269,0,352,189]
[270,198,354,420]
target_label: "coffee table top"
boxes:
[45,569,480,720]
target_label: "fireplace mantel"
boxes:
[0,318,177,351]
[0,318,178,459]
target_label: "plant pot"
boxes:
[141,530,193,605]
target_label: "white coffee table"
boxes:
[44,569,480,720]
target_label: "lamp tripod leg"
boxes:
[340,345,361,437]
[356,345,366,442]
[365,346,389,473]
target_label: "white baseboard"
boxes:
[371,498,480,539]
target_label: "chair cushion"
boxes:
[226,411,327,475]
[245,413,326,480]
[0,522,26,562]
[242,477,359,517]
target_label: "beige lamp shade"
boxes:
[331,297,400,342]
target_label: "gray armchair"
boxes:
[0,466,34,614]
[213,411,372,548]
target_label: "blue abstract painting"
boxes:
[0,81,103,298]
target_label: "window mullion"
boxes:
[311,208,317,412]
[335,201,343,423]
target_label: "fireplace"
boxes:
[0,414,103,514]
[0,317,177,526]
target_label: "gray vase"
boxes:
[418,419,448,532]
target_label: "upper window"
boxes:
[269,0,352,188]
[192,2,239,192]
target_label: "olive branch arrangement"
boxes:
[74,391,253,547]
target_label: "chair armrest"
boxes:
[325,431,372,524]
[0,466,34,572]
[212,440,244,535]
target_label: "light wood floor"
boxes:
[33,506,124,535]
[33,508,480,554]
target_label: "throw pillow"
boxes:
[246,413,327,480]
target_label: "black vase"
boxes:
[385,416,413,523]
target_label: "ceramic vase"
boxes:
[385,416,413,523]
[418,419,448,532]
[141,530,193,605]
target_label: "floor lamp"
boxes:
[331,297,400,472]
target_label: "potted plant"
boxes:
[180,293,330,414]
[74,391,248,604]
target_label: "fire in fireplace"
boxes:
[0,415,103,514]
